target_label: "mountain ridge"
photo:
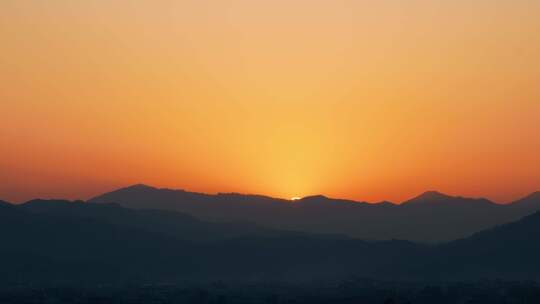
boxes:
[88,184,540,243]
[95,184,540,206]
[3,197,540,283]
[0,200,12,207]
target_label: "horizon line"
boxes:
[3,183,539,206]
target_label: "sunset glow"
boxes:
[1,1,540,203]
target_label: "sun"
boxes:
[290,197,302,201]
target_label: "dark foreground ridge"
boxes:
[89,184,540,242]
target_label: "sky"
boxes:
[1,0,540,203]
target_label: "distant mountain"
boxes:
[402,190,456,205]
[89,185,540,242]
[3,197,540,284]
[511,191,540,210]
[402,191,494,207]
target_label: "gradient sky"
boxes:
[1,0,540,203]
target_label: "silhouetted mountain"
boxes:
[3,197,540,284]
[0,201,200,284]
[420,210,540,280]
[0,199,411,284]
[296,195,371,208]
[402,191,456,205]
[511,191,540,210]
[0,200,12,207]
[19,199,305,241]
[89,185,540,242]
[402,191,495,207]
[373,200,396,207]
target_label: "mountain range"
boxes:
[89,184,540,243]
[1,193,540,284]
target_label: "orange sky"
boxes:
[1,0,540,203]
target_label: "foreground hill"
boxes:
[433,209,540,279]
[1,199,540,284]
[89,185,540,242]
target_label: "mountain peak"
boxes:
[374,201,396,206]
[416,190,453,200]
[296,195,371,207]
[124,184,157,191]
[402,191,454,205]
[299,195,330,201]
